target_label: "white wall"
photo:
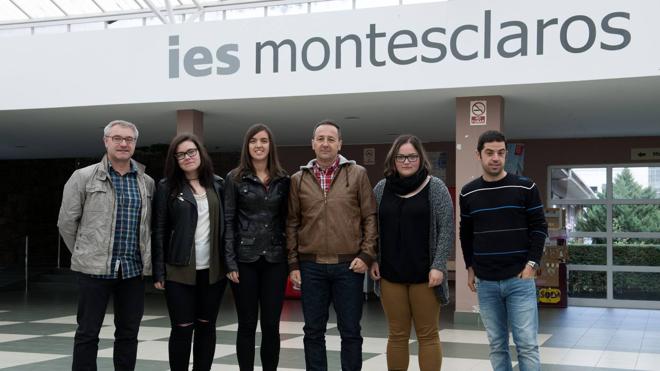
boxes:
[1,0,658,110]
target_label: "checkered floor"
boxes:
[1,287,660,370]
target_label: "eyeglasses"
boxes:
[394,154,419,163]
[174,148,198,161]
[106,135,136,144]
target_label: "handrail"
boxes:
[24,236,28,292]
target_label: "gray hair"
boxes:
[103,120,139,139]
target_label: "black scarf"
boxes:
[385,168,429,196]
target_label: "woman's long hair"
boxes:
[164,133,215,195]
[232,123,287,181]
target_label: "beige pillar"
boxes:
[176,109,204,139]
[454,96,504,324]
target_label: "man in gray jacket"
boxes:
[58,120,154,371]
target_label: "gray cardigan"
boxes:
[373,176,454,304]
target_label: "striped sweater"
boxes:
[459,173,548,281]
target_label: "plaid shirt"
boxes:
[312,157,340,194]
[93,162,143,279]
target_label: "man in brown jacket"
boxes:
[287,119,378,371]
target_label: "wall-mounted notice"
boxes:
[470,100,487,126]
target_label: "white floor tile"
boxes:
[363,354,493,371]
[361,354,388,369]
[439,329,489,344]
[216,321,336,335]
[438,329,551,346]
[596,350,638,369]
[359,336,391,353]
[98,340,235,361]
[442,357,494,371]
[536,333,552,346]
[279,335,305,349]
[558,348,603,367]
[0,351,68,369]
[31,314,163,325]
[132,326,172,341]
[98,340,168,361]
[0,334,40,343]
[635,353,660,370]
[51,325,171,341]
[210,365,304,371]
[539,346,571,363]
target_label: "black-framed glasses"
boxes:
[174,148,198,160]
[106,135,136,144]
[394,154,419,163]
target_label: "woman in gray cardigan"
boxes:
[371,134,454,371]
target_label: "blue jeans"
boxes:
[477,276,540,371]
[300,261,364,371]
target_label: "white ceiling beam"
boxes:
[186,0,204,22]
[143,0,169,23]
[8,0,32,19]
[165,0,176,23]
[0,0,331,28]
[49,0,69,16]
[90,0,105,12]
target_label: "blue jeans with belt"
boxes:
[299,261,364,371]
[477,276,540,371]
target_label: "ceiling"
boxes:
[1,0,204,23]
[1,76,659,159]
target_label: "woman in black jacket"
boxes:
[224,123,290,371]
[152,133,226,371]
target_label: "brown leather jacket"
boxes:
[286,155,378,271]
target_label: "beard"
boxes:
[482,163,504,178]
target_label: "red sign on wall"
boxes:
[470,100,487,126]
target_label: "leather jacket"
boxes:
[286,155,378,271]
[223,170,290,272]
[151,175,225,283]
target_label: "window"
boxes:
[549,165,660,308]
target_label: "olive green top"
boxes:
[166,188,222,285]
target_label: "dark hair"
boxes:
[164,133,215,195]
[312,119,342,140]
[477,130,507,153]
[232,123,287,181]
[383,134,431,177]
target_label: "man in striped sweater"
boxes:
[459,130,547,371]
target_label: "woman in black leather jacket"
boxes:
[224,123,290,371]
[152,133,226,371]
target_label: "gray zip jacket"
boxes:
[57,156,155,276]
[373,176,454,304]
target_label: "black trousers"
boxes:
[164,269,226,371]
[231,258,288,371]
[72,273,145,371]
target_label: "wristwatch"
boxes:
[526,261,538,270]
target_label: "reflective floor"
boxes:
[1,279,659,370]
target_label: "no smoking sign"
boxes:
[470,100,487,126]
